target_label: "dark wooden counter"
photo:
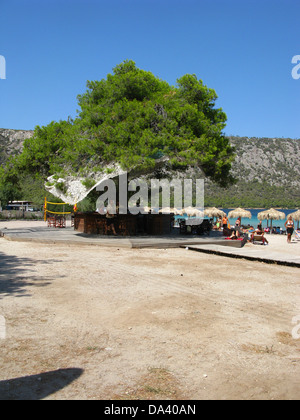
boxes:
[74,212,172,236]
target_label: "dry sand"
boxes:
[0,221,299,400]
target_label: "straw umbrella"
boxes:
[158,207,182,215]
[258,208,285,229]
[143,206,152,213]
[181,206,204,218]
[204,207,226,222]
[228,208,252,225]
[288,209,300,229]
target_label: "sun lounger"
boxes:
[295,230,300,241]
[225,234,248,248]
[251,234,268,245]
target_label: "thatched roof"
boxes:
[228,208,252,219]
[181,206,204,217]
[204,207,226,218]
[258,208,285,221]
[158,207,182,215]
[288,209,300,221]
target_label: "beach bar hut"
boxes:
[228,208,252,225]
[258,208,285,229]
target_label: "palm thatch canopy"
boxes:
[258,208,285,228]
[143,206,153,213]
[204,207,226,219]
[228,208,252,220]
[288,209,300,228]
[181,206,204,217]
[158,207,182,215]
[288,209,300,221]
[258,208,285,221]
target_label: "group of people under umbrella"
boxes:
[205,207,300,243]
[154,206,300,244]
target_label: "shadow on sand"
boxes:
[0,368,84,400]
[0,251,63,298]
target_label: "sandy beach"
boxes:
[0,220,299,400]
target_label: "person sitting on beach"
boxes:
[213,217,222,231]
[235,217,242,238]
[285,216,294,244]
[229,230,238,240]
[249,224,269,245]
[217,216,222,231]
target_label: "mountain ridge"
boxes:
[0,128,299,207]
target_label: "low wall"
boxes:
[0,210,44,220]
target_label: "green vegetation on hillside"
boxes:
[1,62,299,209]
[0,60,235,207]
[205,180,300,208]
[205,135,300,208]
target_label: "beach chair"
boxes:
[295,230,300,241]
[47,216,56,228]
[55,216,66,228]
[251,234,268,245]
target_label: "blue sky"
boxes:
[0,0,299,138]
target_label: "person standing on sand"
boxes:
[285,216,294,243]
[105,200,117,236]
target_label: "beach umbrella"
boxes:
[258,208,285,229]
[158,207,182,215]
[143,206,153,213]
[288,209,300,229]
[204,207,226,220]
[181,206,204,218]
[228,208,252,224]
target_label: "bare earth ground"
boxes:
[0,221,299,400]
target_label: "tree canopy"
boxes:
[1,60,235,205]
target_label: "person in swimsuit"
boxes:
[249,224,269,245]
[235,217,241,238]
[285,216,294,243]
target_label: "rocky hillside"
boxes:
[205,136,300,207]
[229,136,300,188]
[0,128,33,166]
[1,129,299,207]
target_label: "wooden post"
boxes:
[44,197,47,222]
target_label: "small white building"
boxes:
[6,201,34,211]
